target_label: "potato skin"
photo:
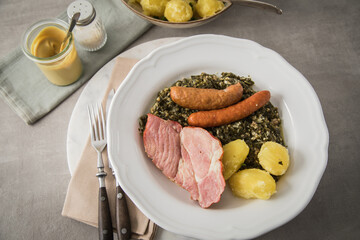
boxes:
[195,0,224,18]
[140,0,170,17]
[222,139,249,180]
[164,0,193,22]
[229,169,276,200]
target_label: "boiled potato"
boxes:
[140,0,170,17]
[222,139,249,180]
[164,0,193,22]
[258,141,290,176]
[195,0,224,18]
[229,169,276,200]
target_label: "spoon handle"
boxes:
[60,12,81,51]
[67,12,80,37]
[233,0,283,14]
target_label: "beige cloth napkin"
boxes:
[62,57,157,239]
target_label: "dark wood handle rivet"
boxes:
[121,228,127,234]
[117,193,123,199]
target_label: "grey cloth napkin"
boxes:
[0,0,151,124]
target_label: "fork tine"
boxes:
[89,104,99,141]
[93,104,100,141]
[96,103,103,140]
[97,103,102,140]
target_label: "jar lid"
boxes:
[67,0,96,26]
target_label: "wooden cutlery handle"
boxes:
[99,187,113,240]
[116,185,131,240]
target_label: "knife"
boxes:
[106,89,132,240]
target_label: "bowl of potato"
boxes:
[121,0,232,28]
[120,0,282,28]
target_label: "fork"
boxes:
[88,103,113,240]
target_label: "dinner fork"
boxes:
[88,103,113,240]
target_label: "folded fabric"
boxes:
[0,0,151,124]
[62,57,157,239]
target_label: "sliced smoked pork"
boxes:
[143,114,225,208]
[143,114,182,180]
[176,127,225,208]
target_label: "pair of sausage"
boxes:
[170,83,270,128]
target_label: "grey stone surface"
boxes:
[0,0,359,239]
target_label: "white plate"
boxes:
[107,34,329,240]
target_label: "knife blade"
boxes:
[106,89,115,121]
[106,89,131,240]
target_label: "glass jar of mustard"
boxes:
[21,18,83,86]
[67,0,107,51]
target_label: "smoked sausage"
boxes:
[170,83,243,110]
[188,90,271,128]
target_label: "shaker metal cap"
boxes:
[67,0,96,26]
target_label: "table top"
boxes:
[1,0,359,240]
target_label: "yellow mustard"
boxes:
[30,26,82,86]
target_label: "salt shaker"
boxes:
[67,0,107,51]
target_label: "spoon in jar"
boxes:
[59,12,80,53]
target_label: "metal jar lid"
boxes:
[67,0,96,26]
